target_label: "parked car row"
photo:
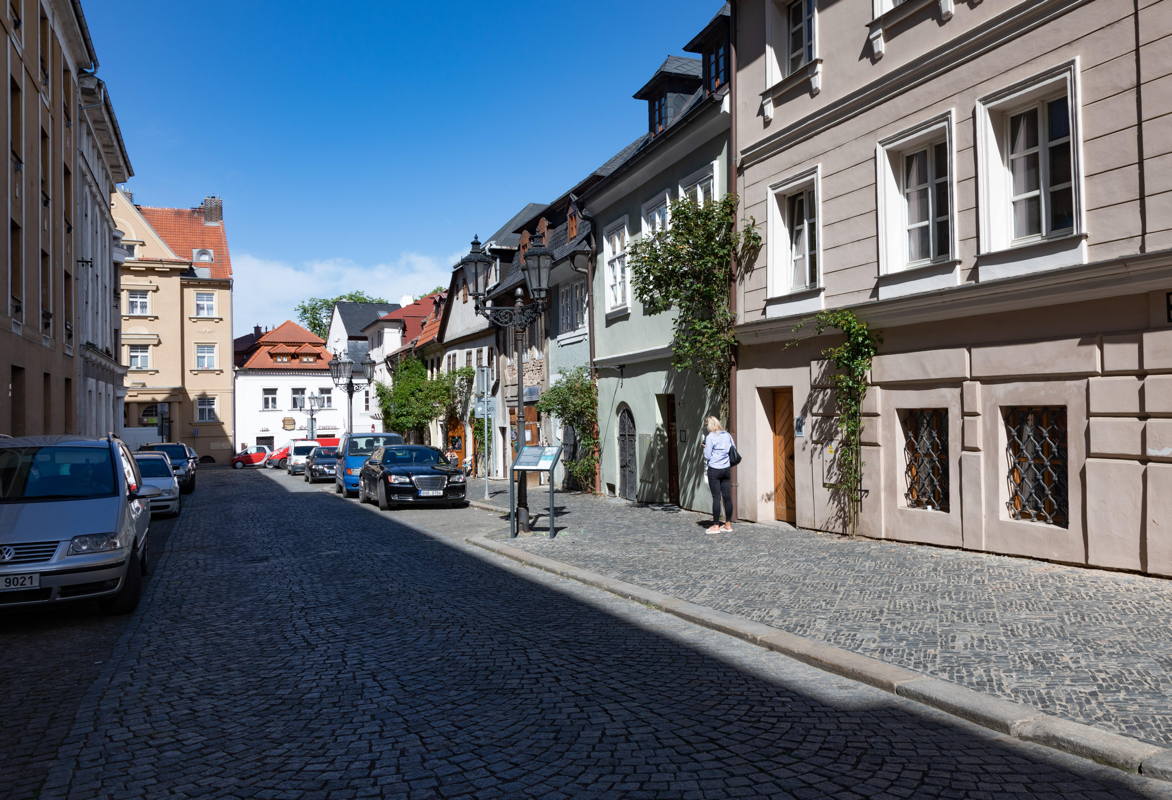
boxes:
[307,432,469,510]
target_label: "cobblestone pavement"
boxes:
[476,487,1172,750]
[2,469,1169,799]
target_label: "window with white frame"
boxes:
[877,114,955,273]
[195,344,216,369]
[196,397,217,423]
[291,388,306,410]
[559,279,587,334]
[319,387,333,408]
[604,220,629,312]
[128,344,150,370]
[127,290,149,316]
[643,194,670,236]
[975,62,1082,256]
[682,171,715,206]
[363,388,370,412]
[786,0,816,74]
[262,388,278,410]
[768,168,821,297]
[194,291,215,317]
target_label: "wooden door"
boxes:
[445,416,465,470]
[618,408,637,501]
[508,405,541,486]
[772,389,796,524]
[661,396,680,506]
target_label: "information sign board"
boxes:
[513,445,561,471]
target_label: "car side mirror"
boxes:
[132,485,163,500]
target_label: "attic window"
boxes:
[193,248,214,263]
[300,355,316,363]
[274,355,290,363]
[704,42,728,93]
[650,95,667,134]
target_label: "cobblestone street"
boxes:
[2,469,1169,799]
[475,485,1172,750]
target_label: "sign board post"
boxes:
[475,366,493,500]
[510,445,562,538]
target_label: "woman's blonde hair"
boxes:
[705,416,724,433]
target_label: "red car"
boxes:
[232,445,272,469]
[266,444,291,469]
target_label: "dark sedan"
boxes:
[303,446,339,483]
[357,445,467,510]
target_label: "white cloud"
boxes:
[231,251,461,337]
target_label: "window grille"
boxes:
[901,409,949,511]
[1004,406,1068,527]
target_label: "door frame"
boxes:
[772,388,796,524]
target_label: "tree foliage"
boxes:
[537,367,599,491]
[375,357,448,443]
[627,195,761,413]
[296,290,389,339]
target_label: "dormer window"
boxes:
[704,42,728,93]
[193,248,214,263]
[651,95,667,134]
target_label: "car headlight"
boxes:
[448,473,466,484]
[388,474,411,484]
[346,468,361,476]
[68,532,127,555]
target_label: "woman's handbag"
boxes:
[728,444,743,467]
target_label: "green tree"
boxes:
[296,290,390,339]
[375,357,448,443]
[537,367,599,491]
[415,286,446,301]
[627,195,761,415]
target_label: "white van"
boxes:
[286,440,321,475]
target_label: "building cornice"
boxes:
[739,0,1091,169]
[736,249,1172,345]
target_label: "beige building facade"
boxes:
[111,190,235,460]
[2,0,130,437]
[732,0,1172,576]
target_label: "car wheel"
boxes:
[334,480,342,494]
[100,548,144,615]
[233,461,244,470]
[303,471,310,482]
[377,483,390,511]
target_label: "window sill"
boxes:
[123,314,158,321]
[556,329,588,346]
[981,230,1086,258]
[868,0,953,60]
[189,369,223,374]
[763,285,825,320]
[188,316,223,322]
[878,259,960,301]
[128,369,159,375]
[605,306,630,322]
[977,232,1088,283]
[761,59,823,120]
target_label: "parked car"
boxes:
[138,443,197,493]
[267,444,291,470]
[132,453,182,517]
[358,445,467,510]
[0,435,160,613]
[304,446,339,483]
[232,445,272,469]
[286,437,340,475]
[334,432,405,497]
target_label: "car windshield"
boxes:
[313,447,338,458]
[292,445,316,456]
[383,446,447,467]
[347,435,402,456]
[135,457,173,478]
[0,446,117,502]
[144,444,188,463]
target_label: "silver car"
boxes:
[133,452,182,517]
[0,435,160,614]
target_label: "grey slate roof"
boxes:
[633,55,702,100]
[684,3,731,53]
[487,203,548,250]
[335,301,400,334]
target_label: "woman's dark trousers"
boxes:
[708,466,733,523]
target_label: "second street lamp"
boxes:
[329,350,375,435]
[306,392,324,439]
[462,232,552,534]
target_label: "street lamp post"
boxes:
[329,351,375,435]
[461,233,552,534]
[306,392,324,439]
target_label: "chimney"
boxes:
[201,196,223,224]
[254,325,262,338]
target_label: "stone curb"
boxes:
[466,533,1172,783]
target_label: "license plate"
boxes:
[0,573,40,591]
[420,490,444,497]
[323,466,334,473]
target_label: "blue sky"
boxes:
[86,1,724,334]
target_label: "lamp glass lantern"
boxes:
[361,354,375,383]
[461,236,493,312]
[522,229,553,301]
[329,351,350,387]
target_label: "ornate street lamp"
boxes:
[306,392,324,439]
[463,232,553,535]
[330,350,375,435]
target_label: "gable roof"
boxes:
[334,301,400,335]
[239,320,333,370]
[137,205,233,280]
[684,3,731,52]
[486,203,548,250]
[633,55,703,100]
[258,320,323,344]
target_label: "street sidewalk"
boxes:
[465,485,1172,782]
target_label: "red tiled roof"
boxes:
[138,205,233,280]
[258,320,323,344]
[240,320,332,370]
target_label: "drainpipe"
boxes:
[571,203,601,493]
[727,1,740,521]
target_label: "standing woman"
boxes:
[703,416,735,534]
